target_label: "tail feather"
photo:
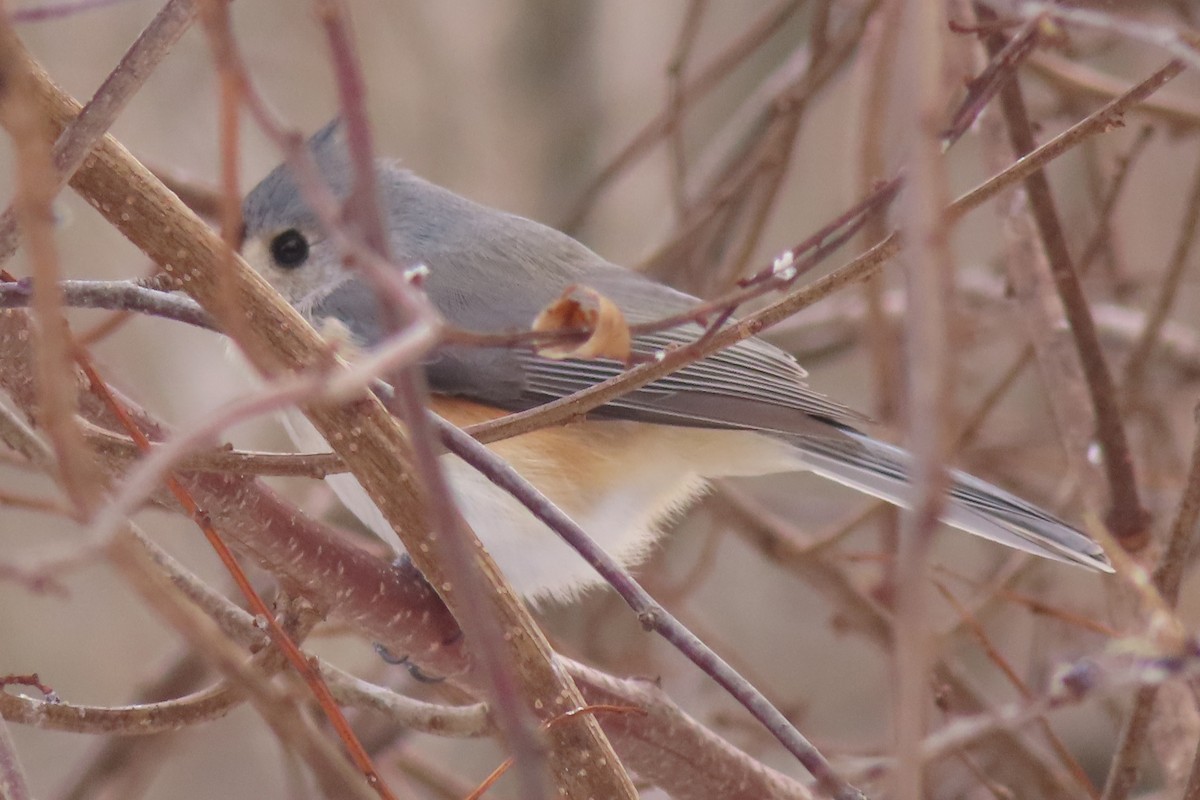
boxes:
[794,431,1113,573]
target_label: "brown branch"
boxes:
[84,423,347,477]
[890,5,956,799]
[934,581,1100,798]
[0,0,197,264]
[108,528,378,800]
[1100,405,1200,800]
[0,278,215,329]
[0,716,32,800]
[717,488,1086,798]
[1028,52,1200,129]
[983,18,1161,549]
[1075,125,1155,277]
[949,59,1188,224]
[312,3,615,795]
[1123,142,1200,393]
[432,414,864,800]
[0,14,103,517]
[665,0,707,217]
[0,310,816,799]
[559,0,804,231]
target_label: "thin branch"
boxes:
[313,3,614,797]
[559,0,804,231]
[942,13,1042,147]
[432,414,866,800]
[83,424,347,477]
[949,59,1188,223]
[984,16,1157,548]
[8,0,130,22]
[0,21,103,518]
[107,526,378,800]
[1011,2,1200,72]
[934,581,1099,798]
[1075,125,1155,278]
[1027,52,1200,129]
[1100,405,1200,800]
[0,279,215,329]
[0,717,32,800]
[891,3,956,799]
[664,0,707,217]
[1123,142,1200,393]
[0,0,198,265]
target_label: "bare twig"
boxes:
[1028,52,1200,129]
[8,0,130,22]
[665,0,707,217]
[856,7,905,600]
[943,13,1042,147]
[312,3,625,796]
[1075,125,1155,277]
[1009,2,1200,72]
[984,16,1158,548]
[84,423,347,477]
[1123,143,1200,393]
[560,0,804,231]
[0,17,102,518]
[890,4,956,799]
[949,59,1188,224]
[107,527,378,800]
[0,0,198,264]
[432,414,866,800]
[1100,407,1200,800]
[0,278,215,328]
[935,581,1099,798]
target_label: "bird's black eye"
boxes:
[269,228,309,269]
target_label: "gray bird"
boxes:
[239,122,1112,601]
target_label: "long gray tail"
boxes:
[793,430,1112,572]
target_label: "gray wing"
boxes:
[304,169,1112,574]
[307,171,863,438]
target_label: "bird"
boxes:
[238,122,1112,602]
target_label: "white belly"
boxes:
[282,406,797,602]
